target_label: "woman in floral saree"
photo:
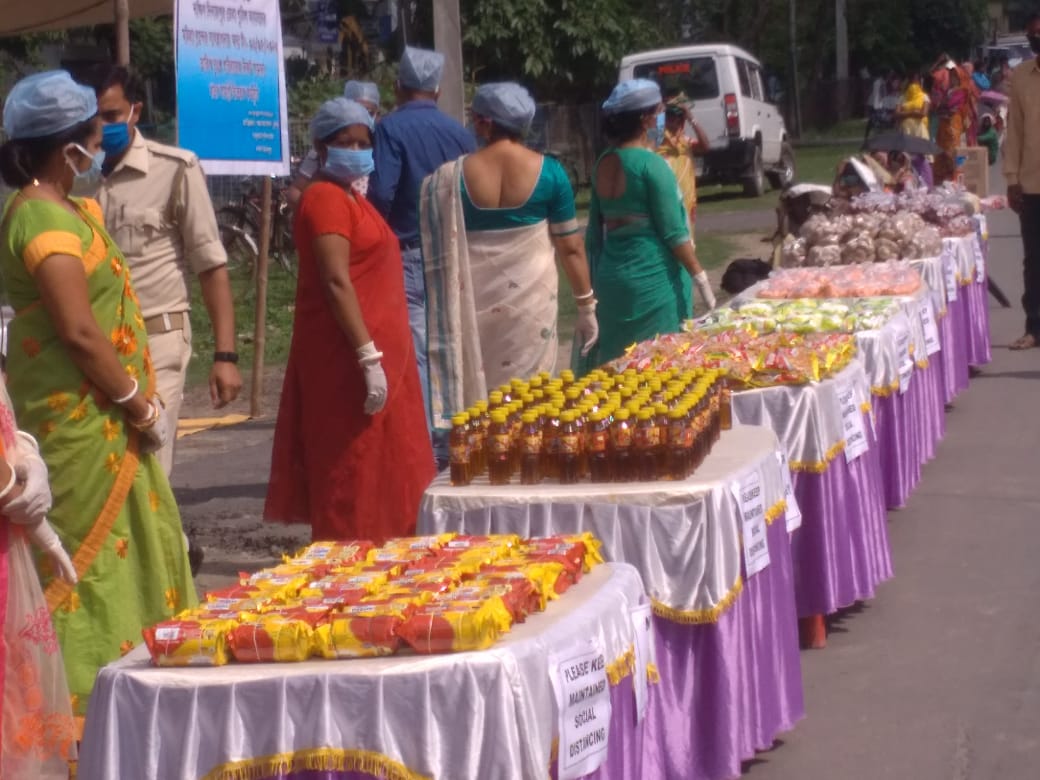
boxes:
[0,71,195,723]
[931,60,977,183]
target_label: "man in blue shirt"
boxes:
[370,46,475,440]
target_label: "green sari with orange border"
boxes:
[0,194,196,719]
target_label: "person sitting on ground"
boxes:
[887,151,921,192]
[265,98,434,543]
[419,82,598,434]
[289,80,382,207]
[578,79,716,370]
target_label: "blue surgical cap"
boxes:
[310,97,374,141]
[472,83,536,134]
[3,70,97,140]
[344,80,381,107]
[399,46,444,92]
[602,79,662,115]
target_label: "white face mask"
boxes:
[65,143,106,196]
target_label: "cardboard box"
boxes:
[956,146,989,197]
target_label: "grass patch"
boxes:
[795,143,860,185]
[797,118,867,143]
[187,264,298,386]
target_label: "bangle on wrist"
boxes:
[214,351,239,364]
[574,289,595,302]
[0,466,17,502]
[112,378,139,405]
[130,401,159,431]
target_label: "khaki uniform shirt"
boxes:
[96,129,227,319]
[1003,59,1040,194]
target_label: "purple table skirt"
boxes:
[645,515,804,780]
[874,357,946,509]
[941,297,971,403]
[965,277,992,368]
[789,412,893,617]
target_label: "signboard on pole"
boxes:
[174,0,290,176]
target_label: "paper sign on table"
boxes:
[549,642,613,779]
[944,254,958,303]
[972,237,986,282]
[731,470,770,577]
[918,298,941,357]
[775,450,802,533]
[630,604,655,723]
[836,381,869,463]
[895,328,913,394]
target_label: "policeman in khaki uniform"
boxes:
[85,66,242,475]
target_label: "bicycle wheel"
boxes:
[217,207,259,272]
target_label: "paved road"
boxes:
[173,182,1040,778]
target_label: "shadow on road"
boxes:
[174,482,269,505]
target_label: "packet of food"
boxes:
[313,602,412,658]
[228,613,316,663]
[142,618,235,667]
[397,602,506,654]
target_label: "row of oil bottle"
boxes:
[449,367,732,486]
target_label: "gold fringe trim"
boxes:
[606,646,635,685]
[651,574,743,624]
[870,379,900,398]
[916,359,929,369]
[647,662,661,684]
[764,499,787,526]
[201,748,430,780]
[788,439,845,473]
[860,401,872,414]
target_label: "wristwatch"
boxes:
[213,351,240,364]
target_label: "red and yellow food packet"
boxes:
[397,601,509,654]
[142,618,235,667]
[227,613,316,663]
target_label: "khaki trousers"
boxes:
[147,317,192,476]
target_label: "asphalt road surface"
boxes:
[172,175,1037,780]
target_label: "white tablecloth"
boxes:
[79,563,646,780]
[731,358,872,471]
[419,425,787,621]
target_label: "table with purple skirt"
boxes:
[419,424,804,780]
[730,358,893,621]
[80,562,656,780]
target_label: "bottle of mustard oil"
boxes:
[487,410,513,486]
[558,410,582,485]
[520,411,543,485]
[449,413,472,486]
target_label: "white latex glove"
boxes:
[575,301,600,357]
[137,400,170,455]
[3,431,52,525]
[358,341,388,415]
[25,519,77,584]
[694,270,717,312]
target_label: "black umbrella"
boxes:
[862,131,941,156]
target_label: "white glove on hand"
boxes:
[26,519,77,584]
[137,400,170,455]
[4,431,52,526]
[694,270,717,312]
[575,301,600,357]
[357,341,388,415]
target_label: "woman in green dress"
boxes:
[0,71,195,722]
[583,79,716,368]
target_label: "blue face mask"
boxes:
[66,144,105,196]
[324,147,374,183]
[102,107,135,156]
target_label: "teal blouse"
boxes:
[461,155,579,235]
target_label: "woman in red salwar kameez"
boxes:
[265,98,434,542]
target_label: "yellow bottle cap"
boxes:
[451,413,469,426]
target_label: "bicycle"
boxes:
[217,177,296,275]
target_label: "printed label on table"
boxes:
[918,298,941,356]
[775,450,802,533]
[944,254,958,302]
[896,328,913,394]
[837,382,869,463]
[549,642,613,779]
[731,470,770,577]
[630,604,655,724]
[972,236,986,282]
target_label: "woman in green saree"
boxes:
[0,71,195,721]
[580,79,716,370]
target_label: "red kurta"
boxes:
[265,181,435,542]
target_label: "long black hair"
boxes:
[602,108,655,145]
[0,118,97,188]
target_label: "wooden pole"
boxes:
[432,0,465,123]
[789,0,803,138]
[114,0,130,65]
[250,177,272,418]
